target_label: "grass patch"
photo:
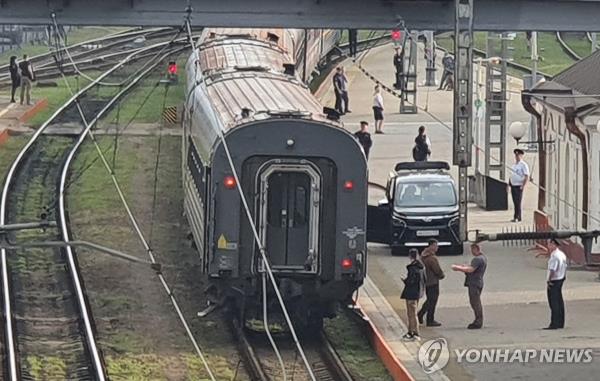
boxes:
[324,311,392,381]
[436,32,593,77]
[0,27,128,63]
[26,356,67,380]
[0,136,29,183]
[103,56,186,124]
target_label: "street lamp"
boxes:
[509,121,527,143]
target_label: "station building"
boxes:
[522,49,600,264]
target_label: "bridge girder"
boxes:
[0,0,599,31]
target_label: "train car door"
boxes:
[258,162,321,273]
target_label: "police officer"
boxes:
[508,148,530,222]
[354,121,373,160]
[545,238,567,329]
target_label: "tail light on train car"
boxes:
[223,175,237,189]
[341,258,353,270]
[343,180,354,191]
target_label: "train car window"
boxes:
[294,185,307,226]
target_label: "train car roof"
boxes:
[204,71,329,129]
[204,28,297,53]
[198,38,292,75]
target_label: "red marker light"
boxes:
[168,61,177,75]
[344,180,354,191]
[223,175,236,189]
[341,258,353,270]
[391,30,402,41]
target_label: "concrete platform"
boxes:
[317,44,600,380]
[0,96,47,134]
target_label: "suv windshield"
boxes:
[394,180,457,208]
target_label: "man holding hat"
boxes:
[508,148,530,222]
[545,238,567,329]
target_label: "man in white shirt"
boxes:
[545,238,567,329]
[508,148,530,222]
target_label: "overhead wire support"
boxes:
[49,13,217,381]
[183,9,316,381]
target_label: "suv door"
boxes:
[366,182,391,244]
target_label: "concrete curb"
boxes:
[18,98,48,124]
[356,301,416,381]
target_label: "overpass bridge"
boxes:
[0,0,599,31]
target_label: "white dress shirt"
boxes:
[547,248,567,281]
[510,160,530,186]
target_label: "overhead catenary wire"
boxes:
[50,18,218,381]
[354,43,600,226]
[183,10,316,381]
[50,13,184,88]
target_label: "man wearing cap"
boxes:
[545,238,567,329]
[508,148,530,222]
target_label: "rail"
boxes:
[556,31,582,61]
[0,39,183,381]
[235,321,354,381]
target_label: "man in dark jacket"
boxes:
[393,47,404,90]
[401,248,426,340]
[412,126,431,162]
[354,121,373,160]
[418,239,445,326]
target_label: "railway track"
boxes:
[0,38,187,381]
[556,31,582,61]
[234,319,354,381]
[0,27,180,87]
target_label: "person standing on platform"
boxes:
[9,56,20,103]
[401,248,426,341]
[508,148,530,222]
[452,243,487,329]
[393,46,404,90]
[545,238,567,330]
[439,53,454,90]
[354,121,373,160]
[412,125,432,161]
[418,239,445,327]
[339,66,350,114]
[18,54,35,106]
[372,85,384,134]
[333,67,343,114]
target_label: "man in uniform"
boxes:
[418,239,445,326]
[354,121,373,160]
[508,148,530,222]
[545,238,567,329]
[452,243,487,329]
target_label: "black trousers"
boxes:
[334,90,342,113]
[341,91,349,113]
[418,284,439,323]
[510,185,523,220]
[438,70,449,89]
[547,278,565,328]
[468,286,483,326]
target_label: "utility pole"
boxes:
[454,0,474,240]
[424,30,437,86]
[591,32,598,53]
[484,32,508,181]
[527,31,539,144]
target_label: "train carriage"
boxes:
[183,28,366,325]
